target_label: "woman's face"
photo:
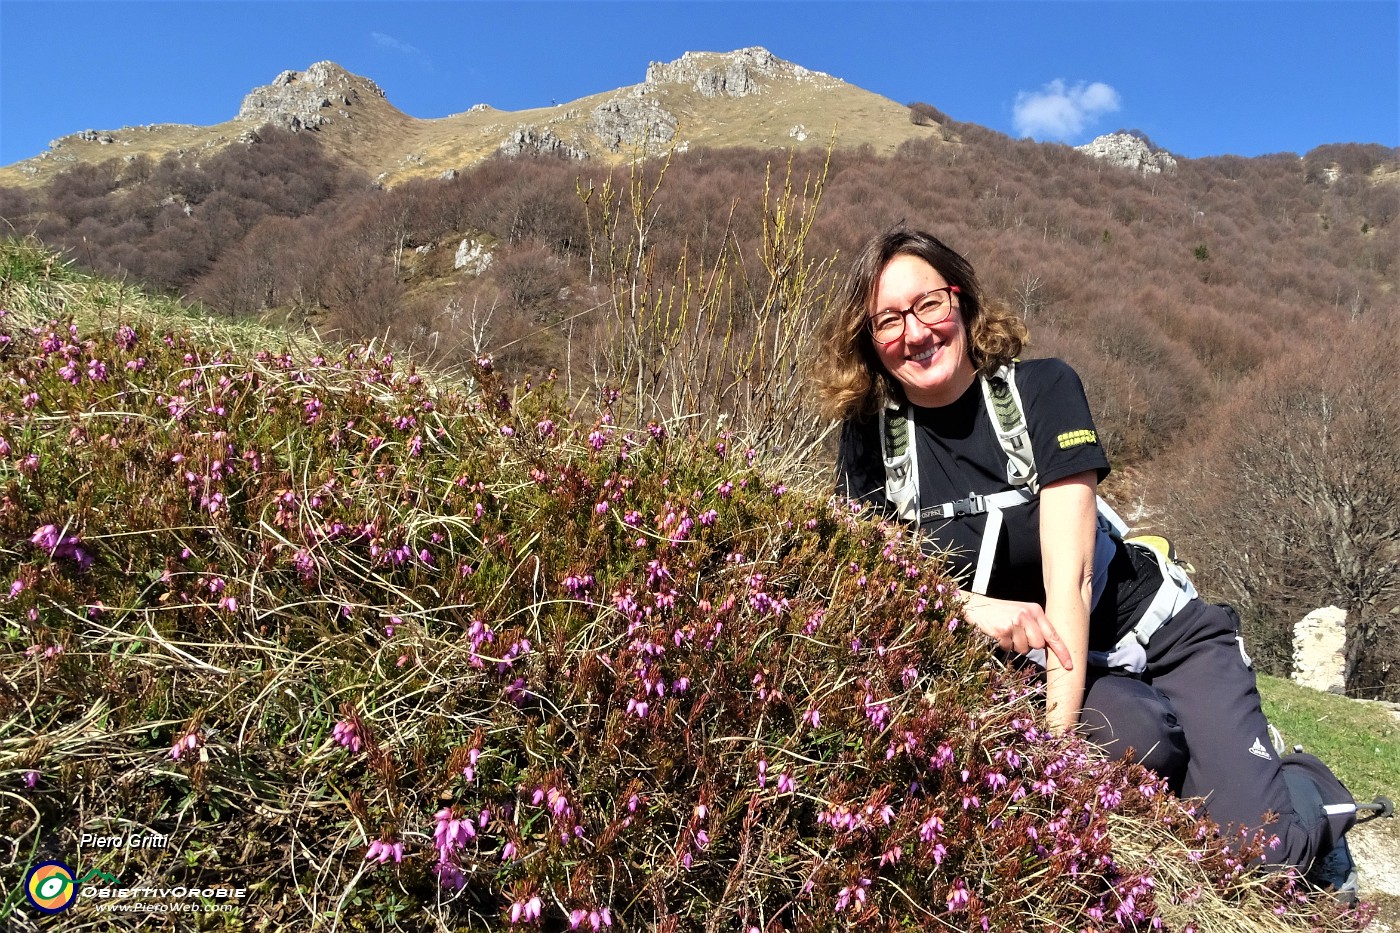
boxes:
[869,253,976,407]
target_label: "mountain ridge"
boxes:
[0,47,947,189]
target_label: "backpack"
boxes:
[878,362,1195,671]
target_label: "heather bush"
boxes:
[0,240,1369,931]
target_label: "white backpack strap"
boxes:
[972,503,1005,595]
[879,401,920,523]
[980,364,1038,494]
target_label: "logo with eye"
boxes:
[25,860,78,913]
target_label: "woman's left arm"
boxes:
[1039,470,1099,733]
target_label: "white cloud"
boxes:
[372,31,428,62]
[1012,80,1122,141]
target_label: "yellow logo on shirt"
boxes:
[1057,429,1097,450]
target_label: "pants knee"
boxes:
[1081,676,1188,792]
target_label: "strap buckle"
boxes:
[950,493,987,517]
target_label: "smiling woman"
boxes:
[810,223,1364,897]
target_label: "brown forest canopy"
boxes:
[1,125,1397,698]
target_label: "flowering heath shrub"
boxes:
[0,242,1365,931]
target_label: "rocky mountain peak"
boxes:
[644,46,823,98]
[237,61,390,132]
[1076,132,1178,175]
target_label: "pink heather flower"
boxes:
[570,908,614,931]
[802,708,820,728]
[332,719,364,753]
[508,894,542,924]
[23,770,40,788]
[8,579,23,599]
[169,732,201,760]
[365,840,404,864]
[501,840,518,861]
[776,771,796,795]
[434,807,476,860]
[756,759,767,788]
[947,879,971,912]
[30,524,60,551]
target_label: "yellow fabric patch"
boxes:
[1057,429,1097,450]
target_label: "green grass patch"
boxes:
[1259,673,1400,800]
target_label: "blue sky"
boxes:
[1,1,1396,167]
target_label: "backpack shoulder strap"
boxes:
[979,363,1039,493]
[878,400,920,523]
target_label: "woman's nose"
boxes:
[903,312,933,341]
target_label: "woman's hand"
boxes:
[961,593,1074,669]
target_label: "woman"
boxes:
[810,226,1356,885]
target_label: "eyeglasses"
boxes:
[867,286,960,344]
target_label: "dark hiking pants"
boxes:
[1080,599,1353,869]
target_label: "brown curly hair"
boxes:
[809,226,1028,421]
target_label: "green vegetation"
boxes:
[0,230,1373,932]
[1260,674,1400,801]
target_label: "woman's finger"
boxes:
[1038,620,1074,670]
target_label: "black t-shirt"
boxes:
[836,358,1160,649]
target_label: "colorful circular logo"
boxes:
[25,860,78,914]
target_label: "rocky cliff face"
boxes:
[588,97,678,152]
[1076,133,1178,175]
[643,46,824,98]
[237,61,390,132]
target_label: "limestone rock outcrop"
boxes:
[455,238,493,275]
[589,98,678,152]
[497,126,590,160]
[644,46,821,98]
[1292,606,1349,694]
[1076,133,1178,175]
[237,61,388,132]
